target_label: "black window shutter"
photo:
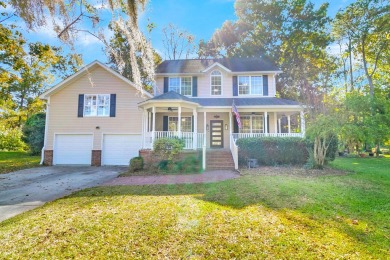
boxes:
[110,94,116,117]
[192,76,198,97]
[233,76,238,96]
[78,94,84,117]
[164,77,169,93]
[192,115,194,132]
[263,75,269,96]
[163,116,168,131]
[233,115,238,133]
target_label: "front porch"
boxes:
[140,109,305,150]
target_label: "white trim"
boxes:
[238,75,264,96]
[168,76,192,96]
[234,71,282,74]
[83,94,111,117]
[156,73,203,76]
[40,60,153,99]
[210,70,223,96]
[202,62,232,73]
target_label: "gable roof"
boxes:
[39,60,153,99]
[155,57,281,74]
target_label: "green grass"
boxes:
[0,151,40,174]
[0,157,389,258]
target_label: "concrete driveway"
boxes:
[0,166,125,222]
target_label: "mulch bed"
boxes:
[240,166,352,177]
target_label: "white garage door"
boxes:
[54,134,93,165]
[102,134,142,165]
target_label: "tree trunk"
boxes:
[361,37,374,98]
[348,37,354,91]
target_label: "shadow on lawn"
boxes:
[66,174,390,253]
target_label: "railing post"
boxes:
[152,106,156,150]
[202,144,206,170]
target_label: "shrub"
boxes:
[0,127,27,151]
[129,156,144,172]
[306,134,338,164]
[236,137,309,166]
[22,113,45,155]
[153,137,185,162]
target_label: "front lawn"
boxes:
[0,157,389,258]
[0,151,40,174]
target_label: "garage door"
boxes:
[54,134,93,165]
[102,134,142,165]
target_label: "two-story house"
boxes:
[40,58,304,169]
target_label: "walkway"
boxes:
[103,170,240,186]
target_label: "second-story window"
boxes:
[238,76,263,95]
[210,70,222,95]
[169,77,192,96]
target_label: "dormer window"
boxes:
[169,77,192,96]
[210,70,222,95]
[238,76,263,95]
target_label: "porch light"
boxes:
[225,124,228,130]
[206,124,209,131]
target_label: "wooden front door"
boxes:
[210,120,223,148]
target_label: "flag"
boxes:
[232,100,242,129]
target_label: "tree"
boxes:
[199,0,336,110]
[6,0,155,94]
[107,25,162,93]
[1,21,80,128]
[333,0,390,98]
[22,113,45,155]
[162,23,195,60]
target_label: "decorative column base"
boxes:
[91,150,102,166]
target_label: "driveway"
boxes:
[0,166,125,222]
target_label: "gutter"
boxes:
[40,97,50,165]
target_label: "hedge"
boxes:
[236,137,309,166]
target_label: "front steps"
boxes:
[206,149,235,170]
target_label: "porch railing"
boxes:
[230,135,239,170]
[232,132,303,141]
[143,131,205,150]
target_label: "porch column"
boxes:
[264,111,268,135]
[229,111,232,135]
[203,111,206,170]
[152,106,156,149]
[278,118,281,134]
[274,112,277,135]
[300,111,305,137]
[287,115,291,134]
[203,112,207,145]
[141,109,146,148]
[193,108,197,150]
[178,106,182,138]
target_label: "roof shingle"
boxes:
[156,58,280,74]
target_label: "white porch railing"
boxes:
[230,135,239,170]
[143,131,205,150]
[232,132,304,141]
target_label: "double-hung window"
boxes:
[169,77,192,96]
[240,115,264,133]
[210,70,222,95]
[238,76,263,95]
[84,94,110,117]
[168,117,192,132]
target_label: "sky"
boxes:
[2,0,355,65]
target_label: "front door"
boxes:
[210,120,223,148]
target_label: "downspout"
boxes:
[40,97,50,165]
